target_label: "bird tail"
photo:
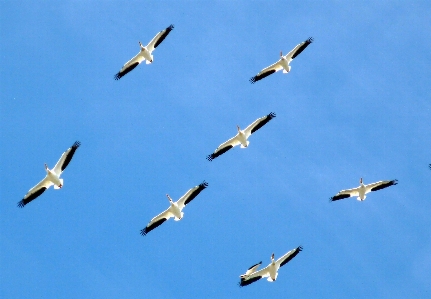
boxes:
[240,141,250,148]
[54,179,63,189]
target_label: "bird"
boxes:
[240,261,262,279]
[250,37,313,84]
[140,181,208,236]
[18,141,81,208]
[429,164,431,170]
[114,24,174,80]
[239,246,303,287]
[330,178,398,202]
[206,112,276,161]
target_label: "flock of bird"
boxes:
[18,24,428,288]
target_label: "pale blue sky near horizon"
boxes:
[1,1,430,298]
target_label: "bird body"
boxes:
[18,141,81,208]
[239,247,302,287]
[207,113,276,161]
[114,24,174,80]
[141,181,208,235]
[250,37,313,83]
[330,178,398,202]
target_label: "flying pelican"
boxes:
[206,112,276,161]
[239,246,303,287]
[330,178,398,202]
[18,141,81,208]
[114,24,174,80]
[140,181,208,236]
[250,37,313,84]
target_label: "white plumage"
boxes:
[239,246,302,287]
[141,181,208,236]
[18,141,81,208]
[250,37,313,83]
[114,24,174,80]
[207,112,276,161]
[330,178,398,202]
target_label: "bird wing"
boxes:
[243,112,276,138]
[53,141,81,175]
[330,187,360,201]
[276,246,303,268]
[365,180,398,193]
[146,24,174,53]
[177,181,208,210]
[207,135,241,161]
[239,265,270,287]
[284,37,313,62]
[240,261,262,278]
[18,177,53,208]
[250,60,283,84]
[140,208,174,236]
[114,52,145,80]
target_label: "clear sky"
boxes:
[1,1,430,298]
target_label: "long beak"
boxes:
[237,125,240,132]
[166,194,172,202]
[280,50,283,57]
[360,178,363,184]
[44,163,48,170]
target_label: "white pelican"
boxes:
[330,178,398,202]
[240,261,262,279]
[239,246,303,287]
[114,24,174,80]
[140,181,208,236]
[206,112,276,161]
[18,141,81,208]
[250,37,313,84]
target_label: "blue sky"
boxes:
[1,1,430,298]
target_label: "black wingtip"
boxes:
[306,37,313,43]
[168,24,174,30]
[268,112,276,118]
[392,179,399,185]
[249,77,256,84]
[298,246,303,251]
[17,200,25,208]
[429,164,431,169]
[206,155,214,162]
[200,181,209,188]
[114,73,121,80]
[140,228,147,236]
[72,141,81,149]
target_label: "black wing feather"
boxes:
[250,112,276,135]
[250,69,276,84]
[239,276,263,287]
[154,24,174,49]
[183,181,208,206]
[114,62,140,80]
[428,164,430,170]
[370,179,398,192]
[17,187,47,208]
[330,193,351,202]
[206,145,234,161]
[140,218,168,236]
[291,37,313,59]
[61,141,81,172]
[280,246,303,267]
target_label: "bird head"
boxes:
[360,177,363,184]
[139,41,145,50]
[166,194,173,203]
[44,163,49,171]
[271,253,275,263]
[237,125,241,133]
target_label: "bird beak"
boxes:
[237,125,240,132]
[44,163,48,170]
[360,178,363,184]
[280,51,283,57]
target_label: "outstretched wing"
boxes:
[18,177,53,208]
[177,181,208,210]
[239,265,270,287]
[330,187,360,202]
[250,60,283,84]
[146,24,174,53]
[207,135,241,161]
[114,52,145,80]
[365,179,398,193]
[285,37,313,62]
[243,112,276,138]
[53,141,81,175]
[276,246,303,268]
[140,208,173,236]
